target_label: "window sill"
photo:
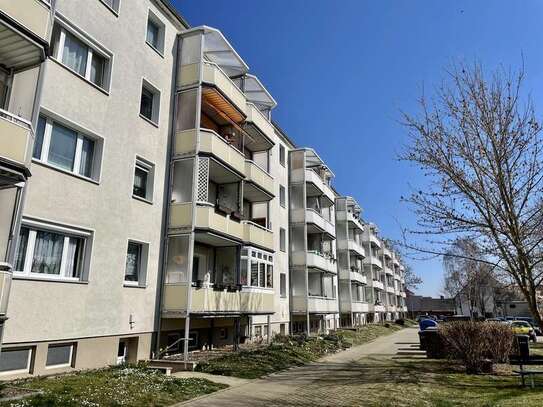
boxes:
[146,41,164,58]
[99,0,119,17]
[32,159,100,185]
[123,282,146,289]
[13,275,88,285]
[50,58,110,96]
[132,194,153,205]
[139,114,159,128]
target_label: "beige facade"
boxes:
[0,0,407,378]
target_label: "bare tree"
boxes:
[400,62,543,329]
[403,263,422,291]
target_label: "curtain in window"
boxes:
[64,237,82,278]
[266,264,273,288]
[125,243,140,282]
[79,137,94,177]
[62,31,87,76]
[140,88,154,120]
[250,261,258,286]
[48,123,77,171]
[133,166,148,198]
[31,231,64,275]
[90,54,105,87]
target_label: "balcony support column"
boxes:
[266,315,271,344]
[233,317,240,351]
[183,315,191,363]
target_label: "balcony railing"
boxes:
[242,221,273,251]
[0,108,33,169]
[306,250,337,274]
[202,61,247,115]
[244,159,274,196]
[162,285,274,315]
[372,280,384,290]
[199,128,246,175]
[0,264,12,317]
[245,103,275,142]
[305,209,335,237]
[1,0,51,42]
[349,270,367,285]
[305,169,335,203]
[307,296,338,313]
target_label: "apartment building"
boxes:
[0,0,407,378]
[336,196,369,327]
[1,0,188,377]
[158,25,293,357]
[289,148,339,334]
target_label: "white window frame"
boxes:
[0,347,33,376]
[279,185,286,208]
[241,247,273,289]
[51,18,113,92]
[15,221,91,282]
[33,115,102,182]
[140,78,161,126]
[132,156,155,203]
[124,239,149,287]
[145,10,166,56]
[45,343,74,369]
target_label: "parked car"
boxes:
[509,320,537,342]
[443,315,471,322]
[515,317,542,336]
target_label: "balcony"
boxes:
[305,169,335,204]
[0,109,32,171]
[0,1,50,70]
[306,251,337,274]
[372,280,384,290]
[202,61,247,116]
[170,203,245,243]
[401,292,406,298]
[349,270,367,285]
[373,304,386,313]
[244,160,274,197]
[386,285,395,294]
[0,264,12,317]
[162,285,274,316]
[245,103,275,143]
[363,255,382,270]
[307,296,338,314]
[364,233,381,249]
[351,301,369,313]
[384,266,394,276]
[305,209,335,238]
[242,221,273,251]
[347,240,365,258]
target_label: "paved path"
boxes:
[175,327,422,407]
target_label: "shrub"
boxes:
[438,321,514,374]
[395,319,405,326]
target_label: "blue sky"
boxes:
[172,0,543,296]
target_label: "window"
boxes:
[51,23,111,90]
[100,0,120,14]
[279,228,286,252]
[33,115,101,181]
[146,12,165,55]
[46,343,74,368]
[140,80,160,124]
[124,241,148,286]
[280,273,286,297]
[279,185,286,208]
[241,248,273,288]
[133,158,154,202]
[279,145,285,167]
[0,348,32,375]
[14,222,90,281]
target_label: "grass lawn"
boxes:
[196,323,404,379]
[334,355,543,407]
[0,364,227,407]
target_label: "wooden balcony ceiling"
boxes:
[202,87,244,124]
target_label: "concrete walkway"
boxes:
[175,327,421,407]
